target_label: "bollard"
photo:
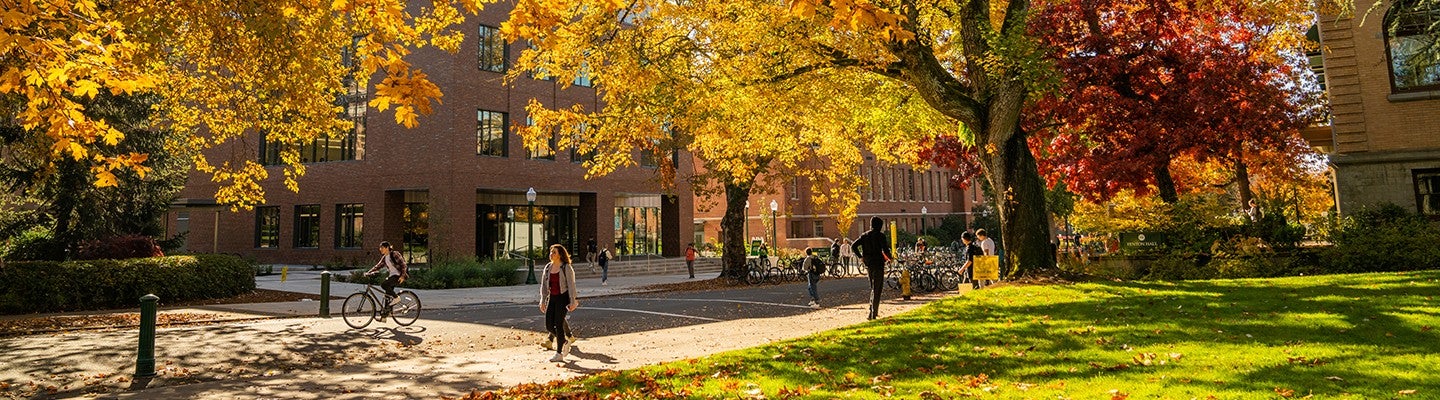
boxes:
[135,294,158,378]
[320,271,332,318]
[900,268,912,300]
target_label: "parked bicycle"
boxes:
[341,281,422,329]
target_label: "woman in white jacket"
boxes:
[540,244,579,362]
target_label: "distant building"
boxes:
[170,3,692,264]
[691,155,983,251]
[1317,0,1440,217]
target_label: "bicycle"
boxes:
[341,280,422,329]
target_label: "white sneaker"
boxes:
[387,296,401,306]
[561,342,572,358]
[602,281,608,286]
[548,352,563,362]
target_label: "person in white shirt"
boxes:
[976,229,996,256]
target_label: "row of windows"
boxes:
[255,204,365,249]
[477,109,670,167]
[860,166,952,203]
[477,24,593,87]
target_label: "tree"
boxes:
[1026,0,1319,206]
[1,0,484,208]
[504,0,948,275]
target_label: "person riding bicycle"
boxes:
[364,241,409,312]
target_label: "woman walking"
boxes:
[540,244,579,362]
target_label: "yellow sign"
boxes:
[889,221,896,255]
[973,255,1000,281]
[281,266,289,282]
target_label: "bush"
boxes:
[75,234,164,260]
[1321,204,1440,273]
[338,258,524,289]
[0,254,256,314]
[1,227,61,261]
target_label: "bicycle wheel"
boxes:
[341,293,377,329]
[746,267,765,285]
[768,267,784,283]
[392,291,422,326]
[918,272,939,293]
[937,269,961,291]
[884,269,901,290]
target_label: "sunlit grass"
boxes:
[497,271,1440,399]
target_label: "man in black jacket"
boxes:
[851,216,893,320]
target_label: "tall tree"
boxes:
[1,0,484,208]
[1025,0,1318,206]
[505,0,947,275]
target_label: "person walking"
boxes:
[829,238,842,273]
[851,217,893,320]
[976,229,995,256]
[839,237,855,274]
[803,248,824,308]
[585,237,598,272]
[597,247,611,286]
[540,244,579,362]
[960,232,983,289]
[685,243,698,279]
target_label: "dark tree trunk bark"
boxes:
[720,180,753,277]
[1154,162,1179,203]
[979,129,1057,278]
[1234,151,1254,211]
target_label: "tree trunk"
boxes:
[1234,151,1253,211]
[979,130,1057,278]
[1154,162,1179,203]
[720,180,753,277]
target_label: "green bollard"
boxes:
[135,294,158,378]
[319,271,331,318]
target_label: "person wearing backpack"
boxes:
[685,243,698,279]
[363,241,408,313]
[540,244,580,362]
[803,248,825,308]
[597,247,611,286]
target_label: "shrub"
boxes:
[0,254,256,314]
[75,234,164,260]
[1321,204,1440,273]
[1,227,62,261]
[1142,256,1216,280]
[338,258,523,289]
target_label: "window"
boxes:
[528,43,553,81]
[477,110,508,157]
[1386,0,1440,92]
[526,117,556,160]
[259,128,362,165]
[812,220,825,237]
[478,24,507,73]
[176,211,190,235]
[908,170,917,201]
[294,205,321,248]
[570,122,592,163]
[1416,169,1440,216]
[255,206,279,248]
[789,220,805,238]
[573,62,593,87]
[336,204,364,248]
[791,178,800,200]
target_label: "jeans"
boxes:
[599,261,609,283]
[806,272,821,302]
[545,294,571,351]
[866,265,884,318]
[686,260,695,278]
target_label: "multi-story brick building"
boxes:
[691,157,982,251]
[1317,0,1440,216]
[170,5,692,265]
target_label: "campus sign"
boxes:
[1119,232,1165,249]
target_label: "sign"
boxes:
[1119,232,1165,249]
[973,255,1000,281]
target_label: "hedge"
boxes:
[0,255,256,314]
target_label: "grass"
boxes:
[474,271,1440,399]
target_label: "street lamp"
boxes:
[769,200,778,256]
[524,187,538,285]
[744,201,750,255]
[921,206,928,234]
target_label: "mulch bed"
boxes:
[0,289,335,338]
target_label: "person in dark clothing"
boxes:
[585,237,598,272]
[851,216,894,320]
[961,231,983,289]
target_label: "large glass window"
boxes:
[1416,169,1440,217]
[573,62,593,87]
[477,110,508,157]
[336,203,364,248]
[1387,0,1440,92]
[255,206,280,248]
[614,197,663,256]
[294,205,321,248]
[478,24,507,73]
[526,117,556,160]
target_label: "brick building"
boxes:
[1317,0,1440,216]
[170,5,692,265]
[691,157,982,252]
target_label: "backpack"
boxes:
[389,251,408,275]
[806,256,826,275]
[597,249,609,263]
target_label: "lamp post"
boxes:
[769,200,778,256]
[744,201,750,255]
[921,206,928,234]
[524,187,538,285]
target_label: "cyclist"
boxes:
[364,241,409,315]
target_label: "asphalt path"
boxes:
[420,276,901,340]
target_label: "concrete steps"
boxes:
[570,258,724,279]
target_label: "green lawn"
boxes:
[485,271,1440,399]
